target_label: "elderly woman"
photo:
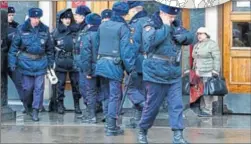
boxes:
[192,27,221,117]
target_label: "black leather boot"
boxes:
[82,106,97,124]
[138,128,148,143]
[74,99,82,114]
[128,102,144,128]
[23,103,32,116]
[106,117,124,136]
[173,130,189,144]
[57,100,65,114]
[32,109,39,121]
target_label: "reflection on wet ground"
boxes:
[1,108,251,143]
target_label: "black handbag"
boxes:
[204,76,228,96]
[182,73,190,95]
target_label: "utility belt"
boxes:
[97,55,122,65]
[150,54,177,64]
[21,51,45,60]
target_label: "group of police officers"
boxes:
[7,1,193,143]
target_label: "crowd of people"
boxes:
[5,1,221,143]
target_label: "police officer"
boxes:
[7,6,23,106]
[8,8,54,121]
[96,2,137,136]
[51,9,82,115]
[7,7,19,47]
[137,5,194,143]
[126,1,149,128]
[73,5,91,115]
[99,8,113,123]
[79,13,101,123]
[101,9,112,22]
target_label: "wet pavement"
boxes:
[1,108,251,143]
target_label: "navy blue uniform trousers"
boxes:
[22,75,45,109]
[79,72,87,105]
[99,78,110,117]
[100,77,122,119]
[139,79,184,130]
[84,77,98,109]
[56,71,81,101]
[8,69,23,102]
[127,74,146,107]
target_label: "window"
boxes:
[232,0,251,12]
[232,22,251,48]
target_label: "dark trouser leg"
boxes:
[31,75,45,121]
[56,71,67,114]
[22,75,35,116]
[126,74,146,128]
[138,82,166,143]
[49,84,57,112]
[69,72,82,114]
[100,78,109,119]
[106,79,124,136]
[82,77,97,123]
[166,79,187,144]
[79,72,87,106]
[8,69,24,102]
[1,71,8,107]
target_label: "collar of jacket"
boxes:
[21,19,48,32]
[129,10,148,24]
[77,21,87,31]
[9,20,19,28]
[110,14,127,24]
[57,23,79,33]
[151,11,163,29]
[87,25,99,32]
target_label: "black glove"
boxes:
[172,19,181,27]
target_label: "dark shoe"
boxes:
[127,107,142,128]
[82,116,97,124]
[106,117,124,136]
[82,109,97,124]
[57,100,65,114]
[198,110,212,117]
[76,114,85,119]
[173,130,189,144]
[39,106,46,112]
[138,128,148,143]
[102,116,106,122]
[21,107,26,113]
[127,118,138,128]
[74,99,82,114]
[32,109,39,121]
[23,104,32,116]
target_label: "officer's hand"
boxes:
[173,34,187,44]
[86,75,92,79]
[172,19,181,27]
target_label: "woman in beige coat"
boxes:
[192,27,221,117]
